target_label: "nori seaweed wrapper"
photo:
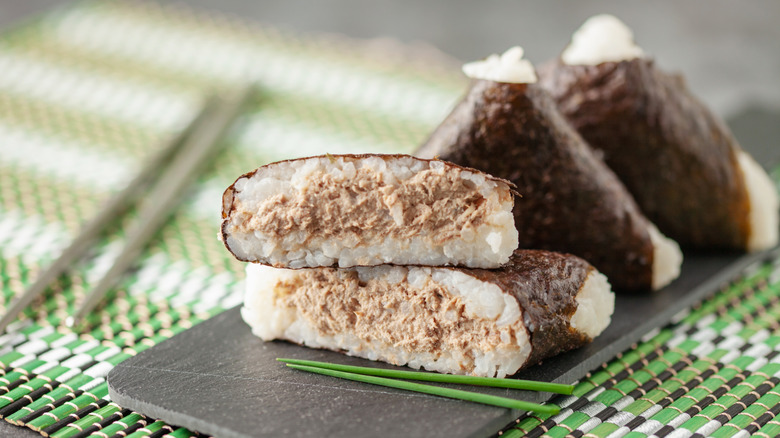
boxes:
[538,58,750,249]
[416,80,656,291]
[463,249,595,367]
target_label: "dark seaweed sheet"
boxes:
[464,249,593,365]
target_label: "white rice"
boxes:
[561,14,644,66]
[737,150,779,252]
[570,270,614,338]
[648,223,683,290]
[223,155,518,269]
[462,46,537,84]
[241,262,614,377]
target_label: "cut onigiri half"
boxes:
[241,249,615,378]
[222,154,519,269]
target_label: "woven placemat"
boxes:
[1,1,779,437]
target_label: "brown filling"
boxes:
[233,167,491,245]
[275,269,519,371]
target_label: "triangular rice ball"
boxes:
[417,47,682,291]
[538,15,778,252]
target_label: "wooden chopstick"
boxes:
[66,84,256,328]
[286,364,561,415]
[276,358,574,394]
[0,99,213,334]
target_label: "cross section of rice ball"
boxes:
[241,249,614,378]
[221,154,519,269]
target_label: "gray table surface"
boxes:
[1,1,778,437]
[3,0,779,117]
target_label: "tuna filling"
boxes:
[232,167,489,245]
[274,269,526,372]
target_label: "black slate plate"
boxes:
[108,112,779,438]
[107,248,779,438]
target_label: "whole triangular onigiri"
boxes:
[417,47,682,291]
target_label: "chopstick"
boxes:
[0,99,214,334]
[276,358,574,394]
[286,364,560,415]
[66,84,256,328]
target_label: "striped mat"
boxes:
[1,1,780,437]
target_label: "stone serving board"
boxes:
[107,249,777,438]
[107,118,779,438]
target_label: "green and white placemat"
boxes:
[1,1,780,437]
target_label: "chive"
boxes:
[277,358,573,395]
[286,364,560,415]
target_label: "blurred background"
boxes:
[0,2,778,437]
[3,0,779,118]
